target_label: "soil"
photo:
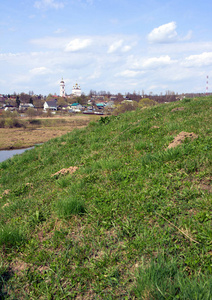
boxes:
[51,166,79,177]
[167,131,198,149]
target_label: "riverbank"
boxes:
[0,114,99,150]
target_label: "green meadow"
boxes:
[0,96,211,299]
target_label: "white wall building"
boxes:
[60,78,65,97]
[72,83,82,97]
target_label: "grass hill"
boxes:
[0,96,211,299]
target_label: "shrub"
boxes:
[29,119,41,125]
[113,102,137,115]
[26,107,38,118]
[0,118,5,128]
[1,116,25,128]
[138,98,157,107]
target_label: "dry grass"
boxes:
[0,115,99,150]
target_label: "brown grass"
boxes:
[0,115,99,150]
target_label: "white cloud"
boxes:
[142,55,176,68]
[34,0,64,10]
[183,52,212,67]
[115,70,141,77]
[122,45,132,53]
[147,22,192,44]
[148,22,178,43]
[108,40,123,53]
[64,38,92,52]
[31,37,69,49]
[30,67,52,75]
[128,55,176,70]
[180,30,193,41]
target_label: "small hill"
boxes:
[0,96,211,299]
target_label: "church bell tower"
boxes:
[60,78,65,97]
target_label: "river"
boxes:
[0,147,33,163]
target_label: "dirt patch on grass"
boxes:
[51,166,78,177]
[199,184,211,193]
[10,259,29,276]
[2,189,10,196]
[167,131,198,149]
[195,177,212,193]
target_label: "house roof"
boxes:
[71,102,81,106]
[96,103,105,107]
[46,99,57,107]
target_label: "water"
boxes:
[0,147,33,163]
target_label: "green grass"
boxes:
[0,224,26,248]
[134,254,212,299]
[0,96,211,299]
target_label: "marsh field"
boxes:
[0,97,211,299]
[0,115,100,150]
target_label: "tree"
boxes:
[16,96,20,108]
[114,93,124,104]
[57,97,68,107]
[89,90,97,98]
[20,93,30,103]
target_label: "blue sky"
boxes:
[1,0,212,96]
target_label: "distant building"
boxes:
[44,99,58,111]
[60,78,65,97]
[72,83,82,97]
[19,103,34,110]
[70,102,83,112]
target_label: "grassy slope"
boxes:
[0,97,211,299]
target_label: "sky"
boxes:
[1,0,212,96]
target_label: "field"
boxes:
[0,97,211,299]
[0,115,99,150]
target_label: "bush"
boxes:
[29,119,41,125]
[26,107,38,118]
[3,117,24,128]
[138,98,157,107]
[113,102,137,115]
[0,118,5,128]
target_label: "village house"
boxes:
[19,103,34,110]
[70,102,83,112]
[43,99,58,111]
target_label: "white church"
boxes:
[60,79,82,97]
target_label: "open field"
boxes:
[0,97,211,299]
[0,115,100,150]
